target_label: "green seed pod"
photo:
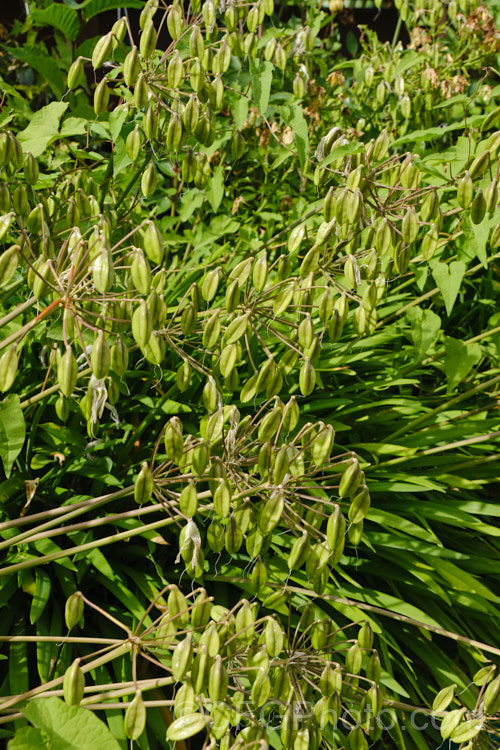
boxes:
[67,56,85,89]
[251,555,267,591]
[92,32,113,69]
[420,188,439,223]
[491,222,500,249]
[213,478,231,518]
[93,79,110,116]
[0,211,13,240]
[366,650,381,682]
[0,345,18,392]
[167,5,184,40]
[63,658,85,706]
[288,223,306,254]
[189,25,204,58]
[202,266,220,302]
[173,679,197,718]
[231,129,245,160]
[166,114,184,152]
[23,152,39,186]
[140,18,157,59]
[189,58,204,95]
[176,360,191,393]
[134,461,153,504]
[251,667,271,708]
[264,616,284,657]
[265,36,277,61]
[132,300,153,348]
[111,16,127,45]
[484,675,500,714]
[218,343,237,378]
[0,245,19,286]
[58,346,78,397]
[207,518,225,552]
[402,206,418,244]
[281,703,299,748]
[370,129,389,162]
[422,223,439,260]
[110,336,129,377]
[470,189,487,225]
[274,42,286,70]
[202,310,221,350]
[339,457,362,498]
[326,504,346,563]
[190,589,212,630]
[288,532,309,571]
[0,183,10,214]
[134,73,149,108]
[192,642,210,694]
[182,147,197,183]
[8,132,22,169]
[183,97,200,135]
[224,279,240,314]
[306,541,331,579]
[168,50,185,89]
[143,103,158,141]
[457,171,473,208]
[468,149,490,180]
[208,654,228,702]
[179,480,198,517]
[273,444,290,484]
[433,684,457,713]
[168,584,190,627]
[65,592,84,630]
[345,640,363,674]
[299,357,316,396]
[90,331,110,380]
[440,708,467,740]
[92,249,114,293]
[257,406,282,443]
[346,726,367,750]
[142,220,163,264]
[225,514,243,554]
[55,393,70,422]
[167,712,210,742]
[172,633,194,681]
[124,690,146,740]
[123,46,141,87]
[12,185,28,217]
[258,490,285,534]
[130,248,151,294]
[485,179,498,213]
[141,162,157,198]
[349,484,371,523]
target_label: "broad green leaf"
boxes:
[233,96,249,130]
[0,395,26,478]
[461,212,499,267]
[58,117,88,138]
[207,165,225,211]
[83,0,143,19]
[8,726,48,749]
[17,102,69,157]
[444,337,482,393]
[284,103,309,168]
[431,260,466,315]
[30,4,80,41]
[3,46,65,96]
[250,59,273,116]
[406,306,441,363]
[22,697,122,749]
[321,142,364,167]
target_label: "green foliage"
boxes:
[0,0,499,748]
